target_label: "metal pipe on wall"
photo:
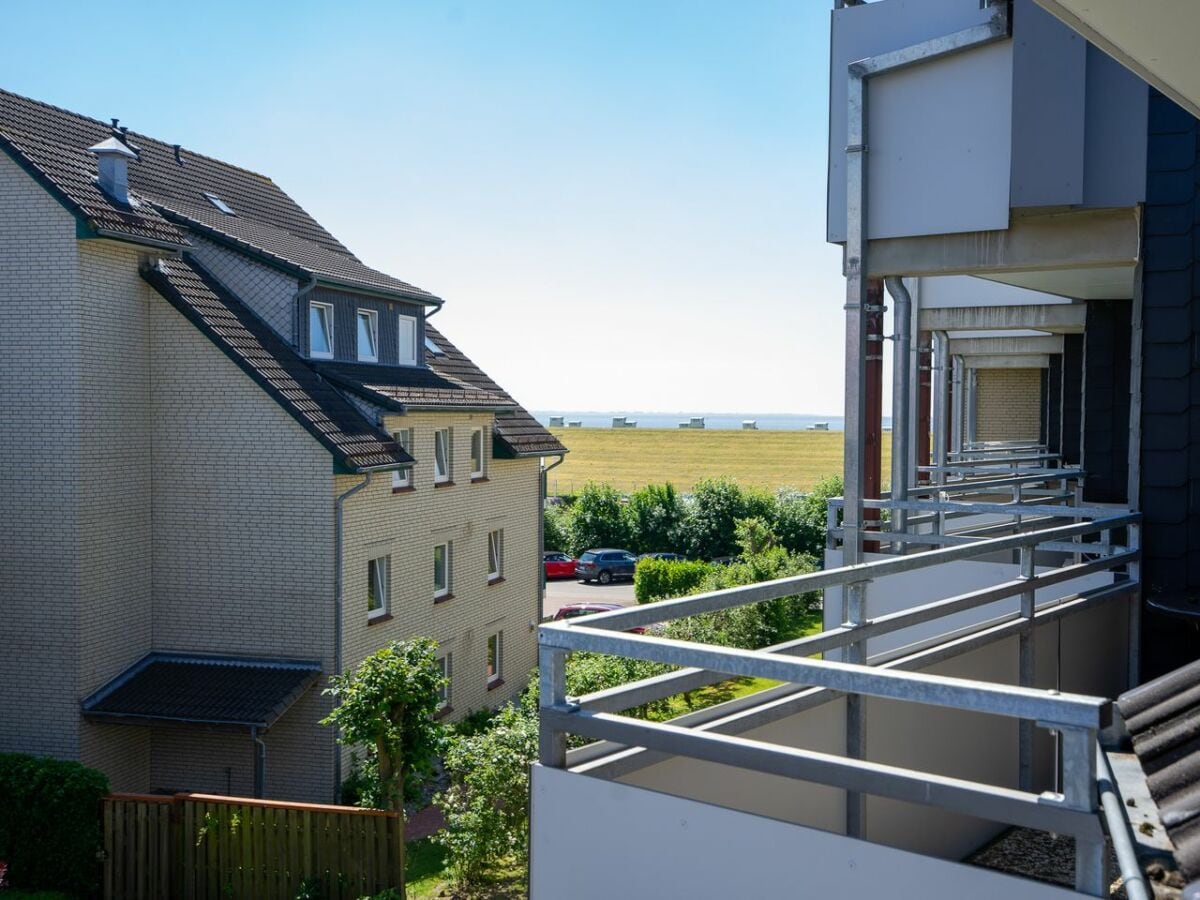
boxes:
[932,331,950,486]
[886,277,913,536]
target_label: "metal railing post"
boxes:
[844,578,868,838]
[1060,726,1105,895]
[538,643,569,768]
[1127,522,1142,687]
[1018,545,1036,792]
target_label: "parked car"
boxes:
[543,551,577,579]
[575,549,637,584]
[638,552,687,562]
[552,602,645,634]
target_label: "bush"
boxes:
[679,478,774,561]
[543,502,572,554]
[568,482,633,555]
[774,476,844,558]
[634,557,713,603]
[625,483,685,554]
[0,753,109,895]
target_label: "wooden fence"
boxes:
[103,792,403,899]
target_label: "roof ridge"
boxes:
[0,86,276,185]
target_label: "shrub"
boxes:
[774,476,844,558]
[625,483,685,554]
[634,557,713,603]
[0,753,109,895]
[679,478,774,561]
[568,482,633,555]
[542,502,572,554]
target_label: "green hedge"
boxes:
[634,558,713,603]
[0,753,109,895]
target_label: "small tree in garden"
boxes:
[568,481,634,554]
[322,638,447,898]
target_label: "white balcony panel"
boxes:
[531,765,1077,900]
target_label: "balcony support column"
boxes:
[538,643,568,768]
[843,579,869,839]
[1017,545,1036,792]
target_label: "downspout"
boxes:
[932,331,950,486]
[539,455,566,624]
[332,470,372,801]
[885,277,912,538]
[293,274,318,352]
[251,726,267,799]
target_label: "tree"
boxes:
[679,478,773,560]
[322,638,447,898]
[568,482,633,554]
[626,482,685,553]
[543,502,572,553]
[773,475,844,558]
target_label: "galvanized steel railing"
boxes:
[537,508,1141,896]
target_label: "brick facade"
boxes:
[973,368,1043,442]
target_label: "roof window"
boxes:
[425,335,445,356]
[203,192,236,216]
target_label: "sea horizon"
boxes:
[534,411,891,432]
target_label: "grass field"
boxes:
[547,427,891,494]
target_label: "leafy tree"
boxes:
[436,703,538,886]
[734,516,778,556]
[773,475,844,557]
[568,482,633,554]
[543,502,572,553]
[322,639,447,898]
[626,482,685,554]
[679,478,773,560]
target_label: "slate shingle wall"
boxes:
[186,233,299,343]
[1062,333,1084,465]
[1082,299,1131,504]
[1140,90,1200,677]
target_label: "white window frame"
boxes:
[309,301,334,359]
[367,556,389,619]
[487,529,503,581]
[434,428,452,484]
[398,314,418,366]
[356,308,379,363]
[437,654,452,709]
[391,429,413,490]
[470,427,486,479]
[434,541,452,599]
[487,631,503,685]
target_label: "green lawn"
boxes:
[546,427,891,495]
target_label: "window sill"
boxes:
[434,480,455,489]
[487,678,506,692]
[470,475,489,484]
[433,705,454,721]
[434,593,455,605]
[487,576,505,586]
[391,485,415,495]
[367,612,393,626]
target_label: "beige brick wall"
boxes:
[974,368,1042,441]
[0,152,83,758]
[340,412,542,727]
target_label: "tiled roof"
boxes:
[315,360,515,411]
[156,199,440,304]
[1117,657,1200,885]
[82,653,321,729]
[142,257,413,473]
[426,324,567,457]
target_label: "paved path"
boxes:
[543,577,636,618]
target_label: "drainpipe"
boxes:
[950,355,965,457]
[332,470,372,801]
[293,274,318,352]
[885,278,912,538]
[932,331,950,487]
[539,455,566,625]
[251,727,267,798]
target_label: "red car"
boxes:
[552,602,646,634]
[543,551,577,580]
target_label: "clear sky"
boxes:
[3,0,848,415]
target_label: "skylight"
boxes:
[424,335,445,357]
[203,192,236,216]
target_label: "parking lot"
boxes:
[543,576,636,619]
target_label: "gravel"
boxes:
[969,827,1128,898]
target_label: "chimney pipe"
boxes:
[87,137,138,205]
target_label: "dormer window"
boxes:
[398,314,418,366]
[309,301,334,359]
[203,192,236,216]
[357,309,379,362]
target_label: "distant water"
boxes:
[534,411,889,432]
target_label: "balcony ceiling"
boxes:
[977,263,1136,301]
[1034,0,1200,119]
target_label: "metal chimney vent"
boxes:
[87,137,138,205]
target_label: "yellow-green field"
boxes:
[547,427,891,494]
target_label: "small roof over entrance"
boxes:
[82,652,321,730]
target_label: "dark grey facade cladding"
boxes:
[1082,299,1131,505]
[301,286,426,367]
[1061,333,1084,466]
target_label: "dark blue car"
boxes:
[575,549,637,584]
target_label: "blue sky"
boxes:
[3,1,846,414]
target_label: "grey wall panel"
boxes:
[828,0,1005,243]
[1082,43,1149,208]
[312,286,425,366]
[1009,0,1086,208]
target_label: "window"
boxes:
[488,529,503,582]
[398,314,418,366]
[203,191,236,216]
[424,335,445,357]
[437,654,452,709]
[309,301,334,359]
[487,632,503,686]
[434,429,451,484]
[357,309,379,362]
[434,542,452,599]
[470,428,485,479]
[367,556,389,619]
[391,429,413,490]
